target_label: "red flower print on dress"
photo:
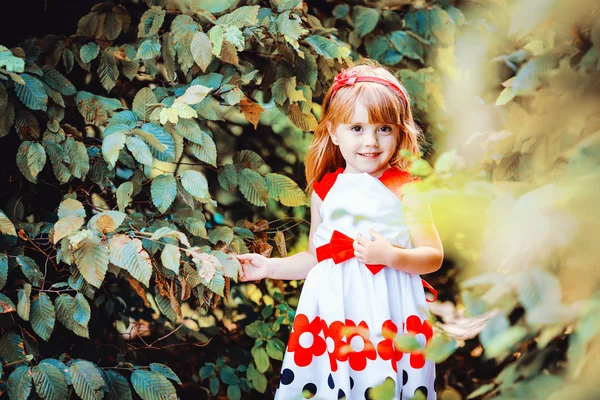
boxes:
[341,319,377,371]
[376,320,404,372]
[287,314,327,367]
[321,319,349,372]
[405,315,433,369]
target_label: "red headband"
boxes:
[327,69,409,108]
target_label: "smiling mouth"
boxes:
[358,152,382,158]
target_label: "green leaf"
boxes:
[189,131,217,167]
[191,31,213,72]
[126,136,153,166]
[266,338,285,360]
[199,364,214,380]
[467,383,496,399]
[104,13,123,40]
[430,6,455,46]
[304,35,341,60]
[14,74,48,111]
[424,335,457,363]
[0,253,8,290]
[271,77,305,105]
[496,87,516,106]
[32,363,69,400]
[352,6,380,37]
[215,6,259,28]
[116,181,134,212]
[15,255,44,287]
[140,123,175,161]
[0,331,26,362]
[394,334,423,352]
[41,66,76,96]
[161,244,180,275]
[131,369,177,400]
[388,31,425,63]
[133,87,158,121]
[195,0,238,13]
[179,170,210,202]
[208,226,234,245]
[333,4,350,19]
[73,293,91,326]
[174,85,212,106]
[80,42,100,63]
[265,173,307,207]
[86,211,126,233]
[105,370,133,400]
[39,359,71,385]
[219,366,239,385]
[55,294,89,338]
[251,346,269,373]
[238,168,268,206]
[138,6,166,38]
[119,238,153,287]
[0,46,25,72]
[17,283,31,321]
[137,38,161,60]
[214,251,241,280]
[98,51,119,91]
[16,141,47,183]
[70,360,105,400]
[218,164,238,192]
[30,293,55,341]
[151,174,177,213]
[65,138,90,179]
[73,236,109,288]
[8,366,33,400]
[58,198,85,219]
[173,119,203,144]
[0,209,17,237]
[149,363,182,385]
[227,384,241,400]
[275,11,308,50]
[102,131,126,169]
[53,215,85,244]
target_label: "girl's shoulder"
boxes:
[313,167,344,201]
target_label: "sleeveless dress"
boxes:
[273,166,437,400]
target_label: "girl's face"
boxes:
[329,101,399,177]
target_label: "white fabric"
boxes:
[274,171,436,400]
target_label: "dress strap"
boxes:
[313,167,344,201]
[378,166,421,200]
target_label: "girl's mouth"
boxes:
[358,152,382,158]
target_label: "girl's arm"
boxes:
[386,192,443,274]
[238,192,322,281]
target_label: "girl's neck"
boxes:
[341,163,393,179]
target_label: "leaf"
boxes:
[30,293,55,341]
[496,87,516,106]
[238,168,269,207]
[115,181,134,212]
[102,131,126,169]
[0,253,7,290]
[17,283,32,321]
[80,42,100,63]
[251,346,269,373]
[266,338,285,360]
[305,35,341,60]
[0,209,17,237]
[119,239,153,287]
[174,85,212,106]
[216,5,259,28]
[194,0,238,13]
[16,141,47,183]
[179,170,210,202]
[239,98,263,129]
[0,46,25,72]
[275,11,308,50]
[32,363,69,400]
[138,6,166,38]
[133,87,158,121]
[126,136,153,166]
[151,174,177,213]
[104,13,123,41]
[394,334,423,352]
[208,227,234,245]
[74,293,91,326]
[98,51,119,91]
[54,295,89,338]
[272,77,305,105]
[173,119,203,144]
[352,6,380,37]
[191,31,213,72]
[388,31,425,63]
[41,66,76,96]
[15,255,44,287]
[214,251,240,280]
[131,370,177,400]
[288,103,318,132]
[424,335,457,363]
[140,123,175,161]
[53,215,85,243]
[65,138,90,179]
[70,360,105,400]
[189,131,217,167]
[58,198,85,219]
[137,38,161,60]
[149,363,182,385]
[105,370,133,400]
[0,331,26,362]
[39,359,71,385]
[0,292,14,313]
[87,211,127,234]
[218,164,238,192]
[7,366,33,400]
[265,173,307,206]
[73,236,109,288]
[161,244,180,275]
[14,74,48,111]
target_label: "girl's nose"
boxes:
[364,132,379,147]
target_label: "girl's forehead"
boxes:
[338,101,399,125]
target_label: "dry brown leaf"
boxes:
[239,98,264,129]
[128,276,150,308]
[275,230,287,257]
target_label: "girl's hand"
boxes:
[353,228,394,265]
[236,253,272,282]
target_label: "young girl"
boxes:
[237,59,443,400]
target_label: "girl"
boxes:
[237,59,443,400]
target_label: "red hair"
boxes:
[305,59,424,195]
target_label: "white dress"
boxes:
[273,167,436,400]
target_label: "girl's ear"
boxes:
[326,122,339,146]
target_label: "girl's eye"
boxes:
[350,126,362,132]
[379,125,392,133]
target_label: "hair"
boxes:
[304,58,424,195]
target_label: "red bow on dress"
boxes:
[316,229,438,302]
